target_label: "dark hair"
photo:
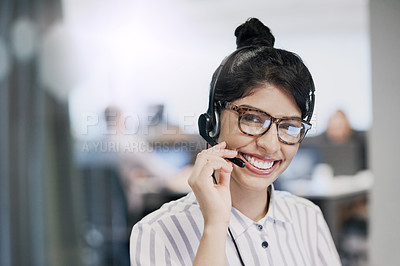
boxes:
[212,18,315,122]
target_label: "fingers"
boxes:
[197,159,233,181]
[218,167,232,188]
[194,142,237,173]
[189,156,232,188]
[204,141,238,160]
[197,154,233,173]
[188,141,237,188]
[188,141,234,227]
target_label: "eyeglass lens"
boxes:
[238,109,305,144]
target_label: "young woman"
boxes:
[130,18,341,266]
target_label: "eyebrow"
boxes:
[239,104,302,120]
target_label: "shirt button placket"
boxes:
[256,223,269,249]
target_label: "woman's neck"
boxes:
[230,184,271,222]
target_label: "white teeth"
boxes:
[243,154,274,170]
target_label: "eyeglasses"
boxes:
[220,101,312,145]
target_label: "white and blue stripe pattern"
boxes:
[130,186,341,265]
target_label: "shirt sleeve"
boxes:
[315,209,342,266]
[130,222,174,266]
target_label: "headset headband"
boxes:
[201,46,315,140]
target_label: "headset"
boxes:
[197,42,317,266]
[198,58,228,140]
[197,47,315,265]
[198,48,246,168]
[197,50,247,266]
[199,47,315,139]
[198,46,315,168]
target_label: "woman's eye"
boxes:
[242,114,263,123]
[280,121,302,136]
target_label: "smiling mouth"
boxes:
[241,153,277,170]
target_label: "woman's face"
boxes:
[218,84,301,193]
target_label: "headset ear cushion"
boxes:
[208,109,220,138]
[198,113,211,137]
[198,113,217,146]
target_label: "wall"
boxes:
[369,0,400,265]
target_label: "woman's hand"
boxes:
[188,141,237,228]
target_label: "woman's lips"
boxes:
[239,152,280,175]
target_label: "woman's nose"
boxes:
[255,123,280,154]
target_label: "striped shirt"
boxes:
[130,186,341,265]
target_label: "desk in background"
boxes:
[281,171,373,266]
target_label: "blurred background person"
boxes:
[276,109,370,266]
[278,109,368,183]
[303,109,369,265]
[100,105,188,225]
[75,104,191,266]
[303,109,368,176]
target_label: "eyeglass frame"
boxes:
[218,101,312,145]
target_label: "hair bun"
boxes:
[234,18,275,49]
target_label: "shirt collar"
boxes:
[229,184,293,238]
[267,184,293,224]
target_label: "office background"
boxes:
[0,0,399,265]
